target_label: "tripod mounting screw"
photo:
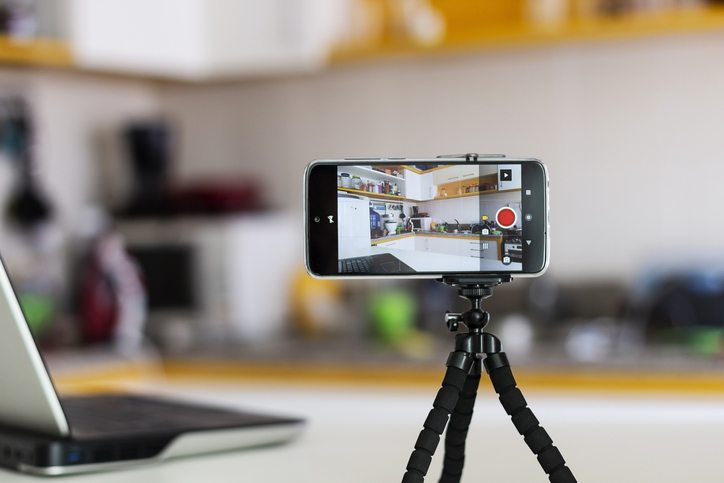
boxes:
[445,312,463,332]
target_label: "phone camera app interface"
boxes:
[336,163,524,274]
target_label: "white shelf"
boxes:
[338,165,406,184]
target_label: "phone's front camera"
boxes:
[314,216,320,223]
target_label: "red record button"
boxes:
[495,207,517,229]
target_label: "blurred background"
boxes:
[3,0,724,374]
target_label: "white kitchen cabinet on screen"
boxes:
[404,169,422,201]
[375,240,398,249]
[376,237,414,250]
[415,236,456,254]
[466,239,498,259]
[459,165,478,180]
[419,172,434,200]
[397,237,415,250]
[427,237,460,257]
[433,165,498,185]
[432,166,460,186]
[404,169,434,201]
[415,236,429,252]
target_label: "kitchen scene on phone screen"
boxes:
[337,164,523,274]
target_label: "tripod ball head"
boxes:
[464,308,490,330]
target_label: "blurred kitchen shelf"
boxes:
[0,35,73,67]
[4,7,724,77]
[331,6,724,64]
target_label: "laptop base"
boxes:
[0,395,304,476]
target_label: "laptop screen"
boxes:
[0,255,69,437]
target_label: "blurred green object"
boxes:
[688,327,724,356]
[369,290,416,343]
[18,293,54,337]
[657,327,724,357]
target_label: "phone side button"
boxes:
[344,157,381,160]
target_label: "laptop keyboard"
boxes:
[339,256,372,273]
[60,395,288,438]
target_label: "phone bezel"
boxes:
[304,157,549,279]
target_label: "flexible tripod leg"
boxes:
[401,351,474,483]
[485,353,576,483]
[439,371,481,483]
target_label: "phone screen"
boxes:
[305,159,548,277]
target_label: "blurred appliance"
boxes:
[410,215,431,232]
[338,194,371,258]
[116,213,299,342]
[124,120,172,215]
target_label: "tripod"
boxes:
[402,277,576,483]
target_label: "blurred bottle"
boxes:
[0,0,37,40]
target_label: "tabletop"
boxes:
[2,372,724,483]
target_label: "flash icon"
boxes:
[328,215,334,223]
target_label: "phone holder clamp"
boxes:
[436,153,506,162]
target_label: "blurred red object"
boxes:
[80,232,146,345]
[167,181,264,215]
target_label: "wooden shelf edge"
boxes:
[338,187,410,202]
[434,188,521,200]
[161,359,724,395]
[370,233,415,245]
[0,35,73,68]
[330,6,724,64]
[51,357,724,395]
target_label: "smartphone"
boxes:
[304,156,549,278]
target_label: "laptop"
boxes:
[0,255,305,476]
[338,253,416,274]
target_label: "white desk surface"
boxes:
[2,377,724,482]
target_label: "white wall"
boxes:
[157,31,724,282]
